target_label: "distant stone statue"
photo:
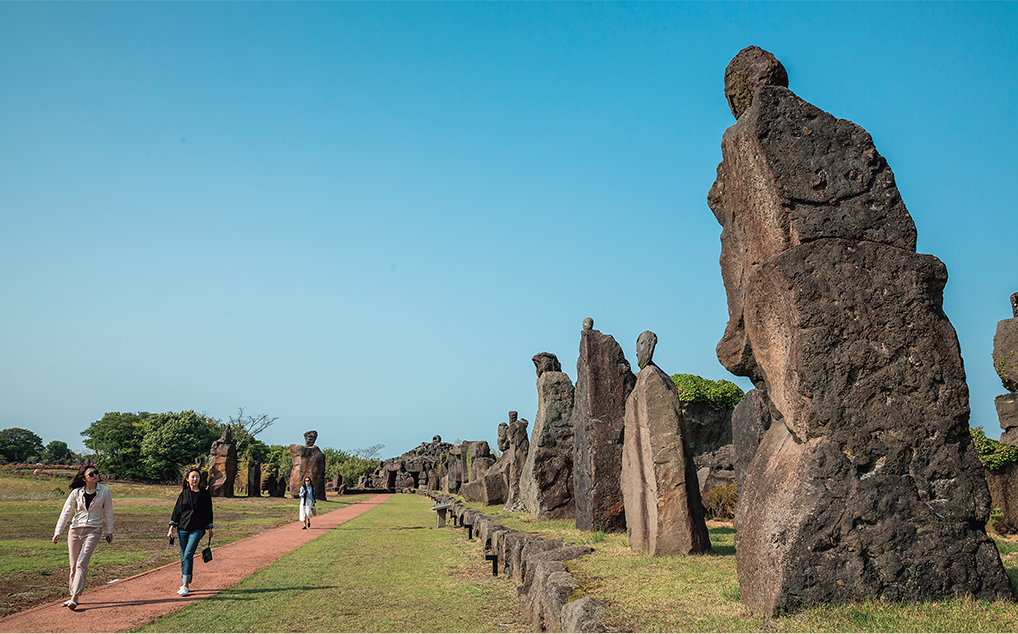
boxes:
[573,320,635,532]
[621,331,710,555]
[995,292,1018,444]
[208,427,237,497]
[289,430,326,501]
[497,421,510,453]
[710,45,1011,615]
[194,456,208,489]
[246,459,261,498]
[520,352,576,519]
[503,413,530,513]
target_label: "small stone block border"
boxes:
[419,490,608,633]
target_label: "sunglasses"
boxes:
[85,472,99,477]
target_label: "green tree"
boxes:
[226,408,278,459]
[42,440,71,463]
[140,411,222,482]
[0,428,44,463]
[81,412,148,479]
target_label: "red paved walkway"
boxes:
[0,494,391,633]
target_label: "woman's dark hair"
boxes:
[69,464,97,490]
[181,467,206,492]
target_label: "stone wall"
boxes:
[421,491,606,633]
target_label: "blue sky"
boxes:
[2,2,1016,460]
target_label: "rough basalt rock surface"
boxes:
[504,413,531,513]
[208,426,238,497]
[621,346,710,556]
[520,353,576,520]
[288,433,326,501]
[573,323,636,532]
[998,394,1018,446]
[994,310,1018,393]
[731,388,772,488]
[709,46,1011,616]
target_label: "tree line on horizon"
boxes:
[0,408,382,487]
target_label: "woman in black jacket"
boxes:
[166,467,213,596]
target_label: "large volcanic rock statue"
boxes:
[503,411,530,513]
[519,353,576,519]
[994,292,1018,445]
[709,46,1011,615]
[574,317,636,532]
[288,430,326,501]
[621,331,710,555]
[208,427,237,497]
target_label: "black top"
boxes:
[169,488,214,531]
[84,491,96,510]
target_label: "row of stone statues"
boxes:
[383,46,1014,617]
[203,427,327,501]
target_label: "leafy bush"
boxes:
[702,481,738,520]
[670,374,745,410]
[970,426,1018,471]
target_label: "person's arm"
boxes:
[52,490,76,543]
[167,493,182,538]
[201,490,214,537]
[101,486,114,541]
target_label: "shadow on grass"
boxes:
[212,585,340,597]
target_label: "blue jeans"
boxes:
[177,528,205,584]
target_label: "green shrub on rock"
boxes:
[670,373,745,411]
[970,426,1018,471]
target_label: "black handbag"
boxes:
[201,532,213,563]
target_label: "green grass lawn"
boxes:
[8,470,1018,633]
[132,494,528,633]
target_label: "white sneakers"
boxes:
[177,585,189,596]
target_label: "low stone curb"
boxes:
[417,490,607,633]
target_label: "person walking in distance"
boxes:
[52,464,114,610]
[166,467,213,596]
[299,476,315,529]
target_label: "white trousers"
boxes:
[67,526,101,596]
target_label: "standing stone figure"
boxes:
[519,353,576,520]
[289,430,326,501]
[621,331,710,555]
[503,411,530,513]
[247,459,261,498]
[994,292,1018,445]
[573,317,636,532]
[208,427,238,497]
[709,46,1011,616]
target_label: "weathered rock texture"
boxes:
[288,431,326,501]
[680,401,736,495]
[520,353,576,520]
[246,459,261,497]
[985,463,1018,535]
[573,321,636,532]
[504,413,531,512]
[994,295,1018,444]
[363,436,454,491]
[621,333,711,556]
[208,427,237,497]
[709,46,1011,615]
[994,309,1018,394]
[731,389,772,488]
[998,394,1018,446]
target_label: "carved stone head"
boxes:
[582,317,594,331]
[303,430,318,446]
[636,331,658,370]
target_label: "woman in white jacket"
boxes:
[52,465,114,610]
